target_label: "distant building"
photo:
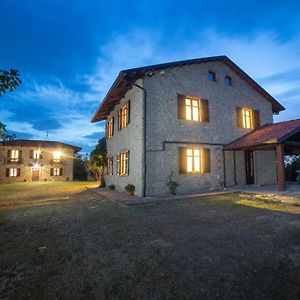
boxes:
[0,140,81,183]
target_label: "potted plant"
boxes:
[125,184,135,196]
[167,170,178,194]
[108,184,115,190]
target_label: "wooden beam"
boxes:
[276,144,285,191]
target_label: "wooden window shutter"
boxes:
[29,150,33,159]
[60,168,63,176]
[253,110,260,129]
[17,168,21,176]
[6,168,9,177]
[40,152,43,159]
[7,150,11,158]
[127,150,130,175]
[202,148,211,173]
[200,99,210,122]
[112,117,114,136]
[126,101,130,125]
[116,154,120,175]
[178,147,187,174]
[19,150,22,158]
[236,107,243,127]
[50,168,54,176]
[118,110,121,130]
[105,121,108,139]
[177,94,186,120]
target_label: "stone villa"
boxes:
[0,140,81,183]
[92,55,300,197]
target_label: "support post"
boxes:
[276,144,285,191]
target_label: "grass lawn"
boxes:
[0,187,299,299]
[0,181,98,210]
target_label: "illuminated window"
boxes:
[208,71,216,81]
[33,150,41,159]
[185,98,200,121]
[117,151,129,176]
[118,101,130,130]
[9,168,18,177]
[51,168,61,176]
[242,108,253,129]
[10,150,19,162]
[186,149,201,173]
[106,118,114,139]
[53,151,61,162]
[107,157,113,175]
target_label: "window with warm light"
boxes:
[53,151,61,162]
[242,108,253,129]
[118,101,130,130]
[185,98,200,121]
[9,168,18,177]
[51,168,61,176]
[106,118,114,139]
[33,150,41,159]
[186,149,201,173]
[10,150,19,162]
[117,151,129,176]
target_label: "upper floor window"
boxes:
[10,149,19,162]
[178,95,209,123]
[236,107,260,130]
[53,151,61,162]
[179,147,211,174]
[208,71,216,81]
[107,156,113,175]
[117,151,129,176]
[118,101,130,130]
[106,117,114,139]
[225,76,232,87]
[30,149,42,159]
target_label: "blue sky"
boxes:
[1,0,300,153]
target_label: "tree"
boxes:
[85,138,107,186]
[0,69,21,141]
[73,153,88,180]
[0,69,21,97]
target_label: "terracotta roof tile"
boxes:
[225,119,300,150]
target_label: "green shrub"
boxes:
[167,170,178,194]
[125,184,135,194]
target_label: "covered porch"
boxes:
[225,119,300,191]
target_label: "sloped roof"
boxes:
[91,55,285,122]
[0,139,81,152]
[225,119,300,150]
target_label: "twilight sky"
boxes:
[1,0,300,153]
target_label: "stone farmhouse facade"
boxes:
[92,56,290,197]
[0,140,81,183]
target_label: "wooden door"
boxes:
[32,169,40,181]
[245,151,254,184]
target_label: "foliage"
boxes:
[85,138,107,186]
[73,154,88,180]
[0,122,16,142]
[167,170,178,194]
[108,184,115,190]
[125,184,135,194]
[285,155,300,182]
[0,69,21,97]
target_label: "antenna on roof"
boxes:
[45,132,48,141]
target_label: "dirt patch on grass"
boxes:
[0,192,299,299]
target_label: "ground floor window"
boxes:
[51,168,62,176]
[107,156,113,175]
[117,151,129,176]
[179,147,211,174]
[6,168,20,177]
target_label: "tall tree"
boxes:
[0,69,21,141]
[85,138,107,186]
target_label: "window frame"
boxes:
[186,148,201,174]
[9,168,18,177]
[52,168,61,176]
[107,156,113,175]
[118,101,130,130]
[106,117,114,139]
[117,151,129,176]
[10,149,20,162]
[185,97,200,122]
[208,71,216,81]
[225,76,232,87]
[242,108,253,129]
[33,150,41,159]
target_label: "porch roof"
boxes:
[225,118,300,151]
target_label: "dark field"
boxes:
[0,185,299,299]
